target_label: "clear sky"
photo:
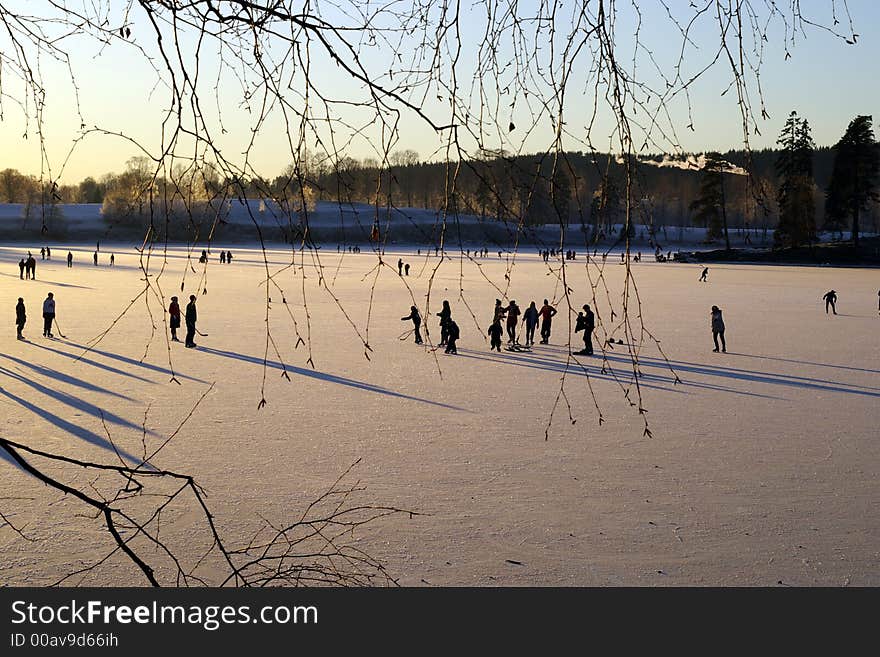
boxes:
[0,1,877,184]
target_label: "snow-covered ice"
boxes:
[0,242,877,585]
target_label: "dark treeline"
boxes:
[2,139,877,244]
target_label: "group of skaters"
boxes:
[167,295,200,347]
[401,297,598,356]
[200,249,234,264]
[19,249,115,276]
[14,292,58,340]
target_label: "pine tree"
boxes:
[774,111,816,248]
[689,152,730,248]
[825,115,879,248]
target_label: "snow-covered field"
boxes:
[0,242,877,586]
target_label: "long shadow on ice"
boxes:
[27,342,156,383]
[0,388,152,472]
[0,271,93,289]
[0,365,159,438]
[0,354,136,401]
[525,344,879,398]
[728,352,880,375]
[57,340,209,384]
[455,349,780,400]
[197,346,469,411]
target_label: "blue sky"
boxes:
[0,1,877,183]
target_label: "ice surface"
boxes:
[0,242,877,585]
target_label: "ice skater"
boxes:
[220,251,226,264]
[42,292,55,338]
[523,301,539,346]
[110,254,115,266]
[93,251,98,266]
[823,290,838,315]
[539,299,557,344]
[67,251,73,268]
[398,258,403,275]
[226,250,233,263]
[504,300,521,344]
[401,305,423,344]
[15,298,26,340]
[574,304,595,355]
[445,318,460,354]
[488,320,503,352]
[185,295,198,348]
[711,305,726,353]
[18,258,25,279]
[169,296,181,342]
[437,300,451,346]
[699,267,709,282]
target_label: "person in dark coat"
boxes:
[220,251,226,264]
[93,251,98,266]
[504,300,521,345]
[18,258,25,279]
[523,301,539,346]
[699,267,709,282]
[404,263,410,276]
[711,305,726,353]
[397,258,403,275]
[67,251,73,268]
[575,304,595,355]
[437,300,451,346]
[169,296,182,342]
[823,290,837,315]
[539,299,557,344]
[445,319,460,354]
[226,250,233,263]
[15,298,26,340]
[488,320,503,352]
[27,255,36,279]
[492,299,506,325]
[185,295,198,348]
[401,305,423,344]
[42,292,55,338]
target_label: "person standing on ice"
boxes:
[488,319,503,352]
[66,251,73,268]
[226,250,233,263]
[711,305,726,353]
[823,290,838,315]
[401,305,423,344]
[397,258,403,275]
[27,254,36,280]
[168,296,182,342]
[437,300,452,346]
[523,301,539,346]
[220,251,226,264]
[46,246,51,259]
[574,304,595,355]
[185,295,198,348]
[18,258,25,279]
[404,263,410,276]
[93,251,98,266]
[539,299,557,344]
[445,318,460,354]
[699,267,709,282]
[492,299,506,325]
[40,247,45,260]
[504,300,521,345]
[110,254,115,266]
[42,292,55,338]
[15,298,26,340]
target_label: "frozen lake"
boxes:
[0,242,877,585]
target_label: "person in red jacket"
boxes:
[168,296,181,342]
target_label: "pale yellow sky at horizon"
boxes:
[1,1,877,184]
